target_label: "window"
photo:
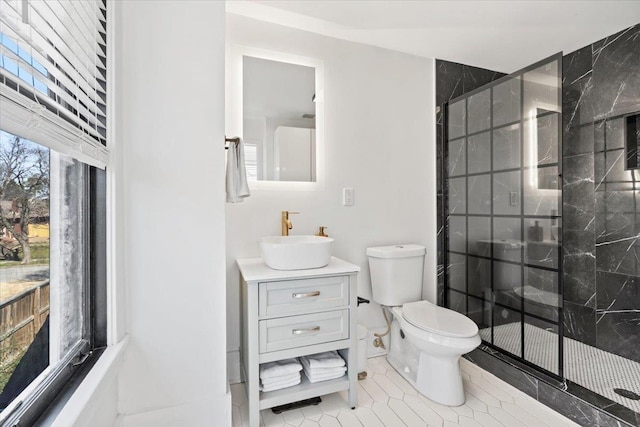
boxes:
[243,143,258,181]
[0,0,108,423]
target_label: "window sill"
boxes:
[46,336,129,426]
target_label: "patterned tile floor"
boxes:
[484,322,640,413]
[231,356,579,426]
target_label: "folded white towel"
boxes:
[260,358,302,380]
[300,356,346,383]
[260,375,301,392]
[300,356,346,376]
[225,139,250,203]
[300,351,345,369]
[304,370,346,384]
[261,372,300,387]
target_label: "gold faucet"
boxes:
[281,211,299,236]
[316,226,329,237]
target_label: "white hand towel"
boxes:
[260,375,301,392]
[261,372,300,387]
[301,351,345,369]
[304,370,346,384]
[260,358,302,379]
[236,139,250,198]
[225,139,250,203]
[300,356,346,376]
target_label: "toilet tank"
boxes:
[367,244,426,306]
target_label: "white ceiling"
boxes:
[226,1,640,73]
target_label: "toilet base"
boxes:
[387,317,467,406]
[387,352,466,407]
[417,352,465,406]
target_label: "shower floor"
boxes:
[481,322,640,413]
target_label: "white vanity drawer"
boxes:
[259,309,349,353]
[259,276,349,316]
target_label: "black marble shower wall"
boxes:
[563,24,640,363]
[435,60,505,305]
[435,25,640,426]
[437,25,640,362]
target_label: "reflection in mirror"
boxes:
[626,112,640,170]
[243,56,316,182]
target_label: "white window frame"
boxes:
[0,0,111,422]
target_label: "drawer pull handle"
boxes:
[292,326,320,335]
[292,291,320,299]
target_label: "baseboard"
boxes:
[121,395,227,426]
[227,348,243,384]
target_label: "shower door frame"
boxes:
[442,53,564,380]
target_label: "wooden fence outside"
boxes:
[0,281,50,360]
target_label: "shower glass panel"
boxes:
[444,54,562,377]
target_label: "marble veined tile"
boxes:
[591,25,640,120]
[563,44,592,86]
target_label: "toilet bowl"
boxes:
[367,244,481,406]
[389,301,481,405]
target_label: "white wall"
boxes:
[117,1,228,424]
[225,15,437,378]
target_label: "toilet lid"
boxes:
[402,301,479,338]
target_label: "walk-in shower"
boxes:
[444,53,564,375]
[443,44,640,422]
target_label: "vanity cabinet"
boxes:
[237,257,359,426]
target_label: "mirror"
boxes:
[241,54,318,183]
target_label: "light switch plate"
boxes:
[510,191,518,206]
[343,188,354,206]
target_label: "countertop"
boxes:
[237,256,360,282]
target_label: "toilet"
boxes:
[367,244,481,406]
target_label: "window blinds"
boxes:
[0,0,108,168]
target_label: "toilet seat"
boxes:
[402,301,479,338]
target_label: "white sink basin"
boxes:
[259,235,335,270]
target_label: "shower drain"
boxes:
[614,388,640,400]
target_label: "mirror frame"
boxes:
[227,45,325,191]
